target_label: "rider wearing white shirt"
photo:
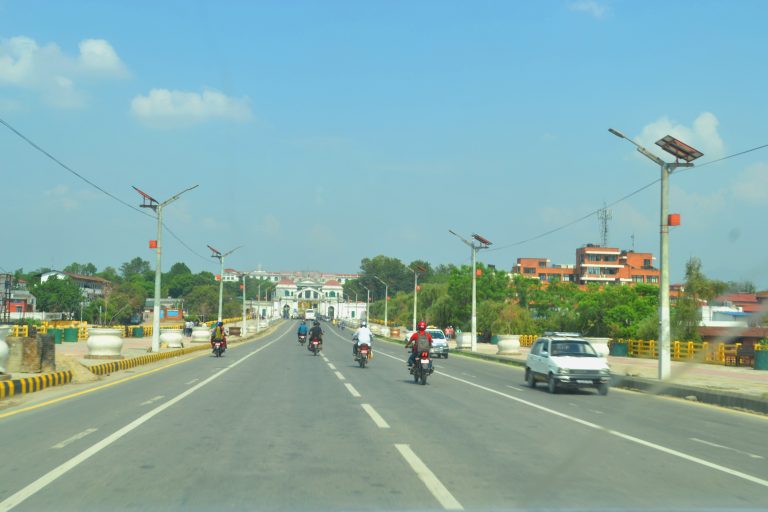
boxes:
[352,322,373,356]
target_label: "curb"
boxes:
[449,346,768,415]
[0,371,74,399]
[87,344,210,376]
[0,322,283,400]
[612,375,768,415]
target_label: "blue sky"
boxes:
[2,0,767,287]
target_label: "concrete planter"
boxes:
[0,325,11,375]
[380,327,391,338]
[456,332,472,349]
[191,326,210,343]
[86,328,124,359]
[496,335,521,355]
[160,328,184,348]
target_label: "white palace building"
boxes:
[223,269,368,321]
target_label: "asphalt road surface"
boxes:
[1,321,767,511]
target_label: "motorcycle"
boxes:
[212,340,224,358]
[298,333,307,346]
[355,343,371,368]
[309,337,321,356]
[410,350,433,385]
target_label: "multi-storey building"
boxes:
[512,244,660,285]
[510,258,576,283]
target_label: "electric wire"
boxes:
[1,116,214,265]
[488,143,768,253]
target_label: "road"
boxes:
[1,320,767,511]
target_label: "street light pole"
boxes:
[362,286,371,324]
[242,273,247,334]
[207,245,243,323]
[373,276,389,329]
[449,230,492,352]
[408,265,426,332]
[134,184,198,353]
[609,128,699,380]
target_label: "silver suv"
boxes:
[525,333,611,395]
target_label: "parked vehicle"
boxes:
[525,333,611,395]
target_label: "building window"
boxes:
[313,292,318,299]
[643,259,651,268]
[328,291,336,298]
[588,267,600,275]
[524,268,535,274]
[588,254,600,262]
[284,290,290,297]
[605,255,618,262]
[538,261,546,268]
[647,276,659,283]
[351,311,355,318]
[539,274,546,281]
[632,276,644,283]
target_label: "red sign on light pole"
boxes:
[149,240,158,249]
[476,268,483,277]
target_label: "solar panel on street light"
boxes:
[655,135,703,163]
[472,233,492,246]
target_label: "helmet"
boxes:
[417,321,427,331]
[314,320,319,326]
[361,321,367,327]
[217,321,223,326]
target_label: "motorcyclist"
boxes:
[210,321,227,352]
[308,320,324,350]
[352,321,373,357]
[405,321,432,367]
[297,320,308,342]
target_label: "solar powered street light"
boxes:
[449,230,492,353]
[408,264,427,332]
[609,128,702,380]
[134,184,198,353]
[208,245,243,323]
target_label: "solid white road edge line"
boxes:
[395,444,463,511]
[0,328,289,512]
[361,403,390,429]
[344,383,361,398]
[373,347,768,489]
[51,428,97,450]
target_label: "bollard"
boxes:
[39,333,56,373]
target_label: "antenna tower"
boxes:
[597,203,612,247]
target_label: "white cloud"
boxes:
[78,39,128,76]
[636,112,725,161]
[0,35,127,107]
[731,162,768,204]
[130,88,252,126]
[569,0,607,19]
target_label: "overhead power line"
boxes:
[489,142,768,253]
[1,116,213,265]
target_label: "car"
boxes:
[403,327,449,358]
[525,333,611,395]
[427,328,449,358]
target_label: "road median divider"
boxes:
[0,371,73,399]
[0,321,285,401]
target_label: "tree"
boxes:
[31,277,83,318]
[357,255,412,297]
[120,257,152,279]
[185,285,219,322]
[63,262,97,276]
[672,258,727,341]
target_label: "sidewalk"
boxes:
[450,341,768,411]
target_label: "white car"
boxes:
[426,328,449,358]
[403,327,449,358]
[525,334,611,395]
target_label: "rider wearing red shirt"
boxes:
[406,321,432,367]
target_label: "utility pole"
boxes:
[449,230,492,352]
[207,245,243,323]
[373,276,389,330]
[134,184,198,353]
[609,129,701,380]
